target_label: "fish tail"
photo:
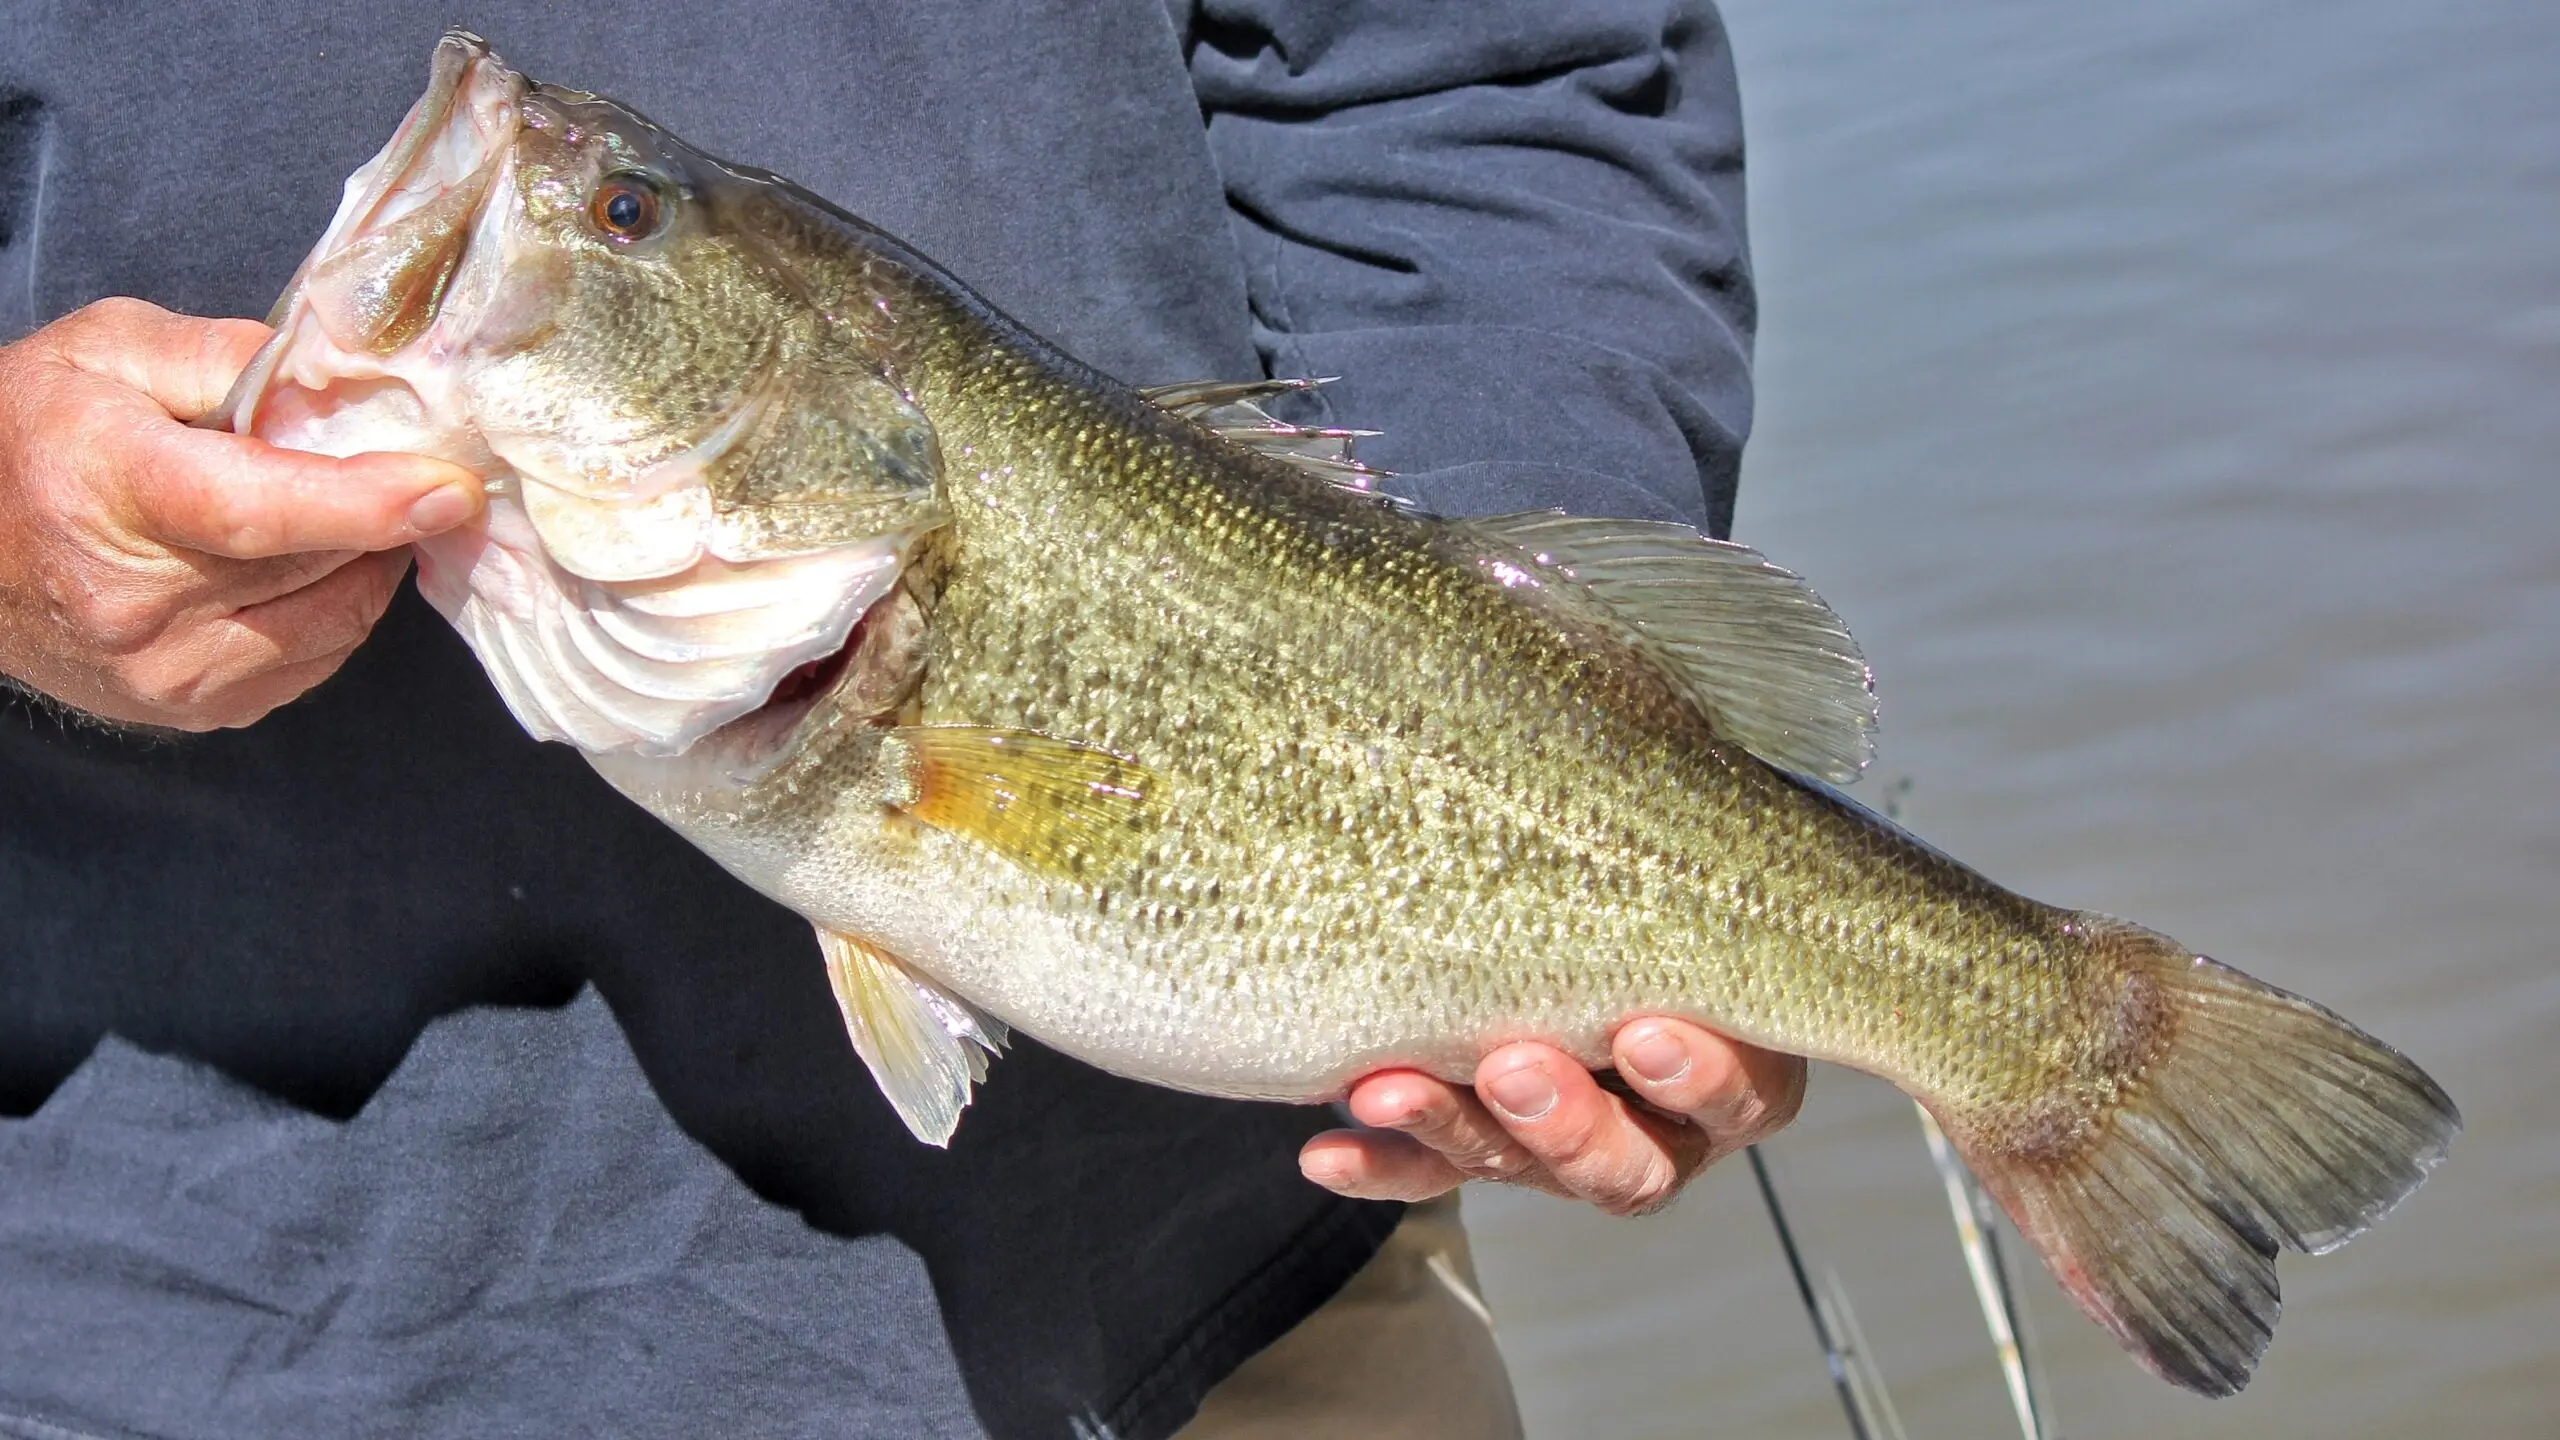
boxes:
[1948,918,2459,1397]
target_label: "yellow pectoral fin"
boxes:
[882,725,1160,881]
[817,928,1009,1147]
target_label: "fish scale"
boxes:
[752,316,2093,1109]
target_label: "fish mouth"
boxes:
[701,618,867,763]
[297,34,525,357]
[205,31,527,435]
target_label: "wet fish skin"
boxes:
[595,183,2459,1399]
[629,317,2051,1107]
[217,32,2459,1399]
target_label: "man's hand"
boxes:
[1302,1020,1807,1217]
[0,298,482,730]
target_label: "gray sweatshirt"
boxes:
[0,3,1753,1436]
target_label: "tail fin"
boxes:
[1954,922,2459,1396]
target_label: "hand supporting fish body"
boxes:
[210,33,2458,1398]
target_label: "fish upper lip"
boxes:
[291,34,527,343]
[199,34,526,433]
[305,34,526,292]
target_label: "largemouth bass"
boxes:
[210,33,2457,1397]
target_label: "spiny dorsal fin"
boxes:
[1455,510,1878,782]
[883,725,1161,880]
[815,927,1010,1147]
[1140,377,1408,508]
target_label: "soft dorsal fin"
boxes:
[1140,377,1408,508]
[1454,510,1877,782]
[882,725,1161,880]
[815,928,1009,1147]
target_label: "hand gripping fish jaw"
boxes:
[208,31,941,761]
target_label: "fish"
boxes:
[208,31,2458,1398]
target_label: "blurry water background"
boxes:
[1463,1,2560,1435]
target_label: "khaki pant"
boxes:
[1176,1194,1525,1439]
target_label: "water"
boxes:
[1464,2,2560,1435]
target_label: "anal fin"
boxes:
[816,927,1009,1147]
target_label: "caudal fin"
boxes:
[1954,922,2459,1396]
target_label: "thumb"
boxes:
[44,296,274,422]
[127,425,484,559]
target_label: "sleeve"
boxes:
[1184,0,1755,536]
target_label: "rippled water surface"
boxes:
[1466,2,2560,1435]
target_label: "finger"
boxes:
[210,548,368,610]
[1611,1018,1808,1157]
[226,548,410,665]
[188,645,369,731]
[96,625,366,731]
[88,552,404,726]
[1345,1068,1548,1187]
[1477,1044,1704,1217]
[42,296,273,420]
[125,425,480,559]
[1299,1129,1468,1203]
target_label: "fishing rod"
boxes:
[1746,1144,1900,1440]
[1749,1122,2051,1440]
[1915,1106,2051,1440]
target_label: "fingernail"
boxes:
[1484,1065,1556,1122]
[1300,1151,1352,1187]
[1625,1026,1692,1084]
[406,482,479,534]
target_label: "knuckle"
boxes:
[1716,1060,1807,1144]
[138,460,263,558]
[68,587,168,653]
[105,651,204,718]
[1397,1097,1476,1150]
[257,551,339,594]
[192,494,267,556]
[1716,1093,1777,1145]
[1519,1097,1606,1167]
[229,696,298,730]
[1461,1145,1538,1182]
[69,296,154,337]
[86,295,156,326]
[1668,1039,1748,1112]
[1604,1155,1685,1218]
[244,652,349,721]
[1759,1072,1808,1132]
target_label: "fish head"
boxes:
[214,31,944,763]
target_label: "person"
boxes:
[0,3,1796,1436]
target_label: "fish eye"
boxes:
[589,173,666,243]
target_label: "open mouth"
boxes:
[203,32,525,445]
[289,33,525,356]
